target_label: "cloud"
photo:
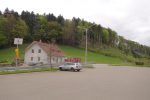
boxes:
[112,0,150,46]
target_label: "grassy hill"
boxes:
[59,45,127,65]
[60,45,150,66]
[0,44,130,65]
[0,44,149,66]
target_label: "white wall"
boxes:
[24,44,48,65]
[24,44,66,65]
[49,56,66,64]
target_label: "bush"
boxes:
[135,62,144,65]
[0,60,8,63]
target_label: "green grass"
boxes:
[0,67,58,75]
[59,45,127,64]
[0,44,149,66]
[0,44,28,63]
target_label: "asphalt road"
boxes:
[0,64,150,100]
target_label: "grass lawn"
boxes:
[0,44,28,63]
[0,67,58,75]
[59,45,126,64]
[59,45,150,66]
[0,44,149,66]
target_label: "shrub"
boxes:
[135,62,144,65]
[0,60,8,63]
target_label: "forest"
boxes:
[0,8,150,59]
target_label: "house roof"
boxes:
[25,41,65,57]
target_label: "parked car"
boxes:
[59,62,82,72]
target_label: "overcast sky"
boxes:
[0,0,150,46]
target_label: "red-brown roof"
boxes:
[25,41,65,57]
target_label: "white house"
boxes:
[24,41,66,65]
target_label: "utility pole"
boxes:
[85,29,88,64]
[79,25,94,64]
[48,41,52,68]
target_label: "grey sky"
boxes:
[0,0,150,46]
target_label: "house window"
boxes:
[53,57,55,63]
[32,49,34,53]
[31,57,33,61]
[56,57,58,63]
[60,57,62,62]
[38,49,41,53]
[38,57,40,61]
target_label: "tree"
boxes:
[11,18,28,38]
[21,11,37,41]
[108,28,117,46]
[0,16,8,47]
[57,15,64,26]
[62,20,78,45]
[0,34,7,47]
[10,10,19,19]
[33,15,48,40]
[4,8,10,17]
[47,21,62,41]
[102,28,109,44]
[46,13,56,22]
[0,11,2,16]
[0,15,28,46]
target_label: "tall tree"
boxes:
[62,20,76,45]
[102,28,109,44]
[4,8,11,17]
[21,11,37,41]
[0,15,28,46]
[57,15,64,26]
[0,11,2,16]
[11,18,28,38]
[0,16,8,47]
[46,13,56,22]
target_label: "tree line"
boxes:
[0,8,150,58]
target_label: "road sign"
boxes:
[14,38,23,45]
[14,38,23,67]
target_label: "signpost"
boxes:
[14,38,23,67]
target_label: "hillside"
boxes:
[59,45,124,64]
[0,8,150,66]
[0,44,125,65]
[0,44,149,66]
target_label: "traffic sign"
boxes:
[14,38,23,45]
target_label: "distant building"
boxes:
[24,41,65,65]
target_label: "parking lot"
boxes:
[0,64,150,100]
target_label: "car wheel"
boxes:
[71,67,75,72]
[59,67,63,71]
[77,69,80,72]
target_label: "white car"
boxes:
[59,62,82,72]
